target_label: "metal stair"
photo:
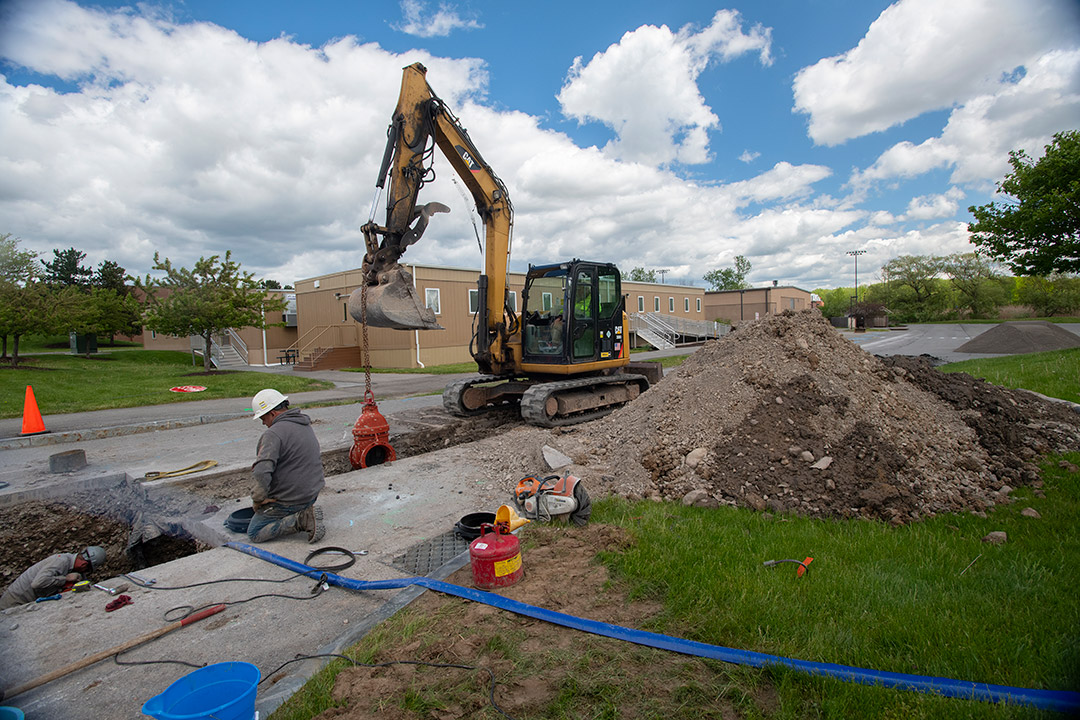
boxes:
[630,312,727,349]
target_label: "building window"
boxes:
[653,296,660,312]
[637,296,644,312]
[508,291,518,312]
[542,292,552,311]
[684,298,690,312]
[469,289,479,314]
[343,302,348,322]
[668,297,674,312]
[425,288,441,315]
[788,298,796,310]
[697,298,701,312]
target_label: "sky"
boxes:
[0,0,1078,292]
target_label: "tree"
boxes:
[136,251,287,371]
[942,253,1007,318]
[259,278,283,289]
[1015,274,1080,317]
[813,287,853,318]
[42,247,93,289]
[704,255,752,290]
[0,234,40,361]
[877,255,951,322]
[626,267,657,283]
[968,130,1080,276]
[94,259,129,293]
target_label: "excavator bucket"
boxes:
[348,265,443,330]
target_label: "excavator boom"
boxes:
[354,62,512,342]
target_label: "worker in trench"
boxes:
[248,389,326,544]
[0,546,106,609]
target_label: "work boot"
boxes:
[297,505,325,544]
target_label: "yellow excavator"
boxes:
[352,62,660,426]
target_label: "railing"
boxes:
[288,325,358,363]
[630,312,727,345]
[224,328,249,364]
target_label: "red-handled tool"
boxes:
[0,604,227,701]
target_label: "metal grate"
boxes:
[390,529,470,576]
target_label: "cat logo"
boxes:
[455,145,481,172]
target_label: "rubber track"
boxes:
[442,375,505,417]
[520,374,649,427]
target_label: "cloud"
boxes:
[394,0,482,38]
[738,150,760,164]
[793,0,1080,146]
[848,48,1080,191]
[903,187,966,221]
[557,10,772,166]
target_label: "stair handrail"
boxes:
[224,328,249,364]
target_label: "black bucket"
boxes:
[455,512,495,540]
[224,507,254,533]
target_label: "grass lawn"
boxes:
[940,348,1080,403]
[0,350,334,418]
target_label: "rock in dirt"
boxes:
[982,531,1008,544]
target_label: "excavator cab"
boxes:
[522,260,625,366]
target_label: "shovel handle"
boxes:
[179,603,226,627]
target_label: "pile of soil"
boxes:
[468,310,1080,525]
[955,320,1080,353]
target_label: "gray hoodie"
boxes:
[252,408,325,506]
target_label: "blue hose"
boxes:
[226,541,1080,713]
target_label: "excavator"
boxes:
[351,62,661,427]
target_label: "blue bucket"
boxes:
[0,707,25,720]
[141,661,260,720]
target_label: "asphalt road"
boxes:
[842,323,1080,364]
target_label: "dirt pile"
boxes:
[471,310,1080,525]
[955,320,1080,353]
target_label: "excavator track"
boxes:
[520,374,649,427]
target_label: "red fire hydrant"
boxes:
[349,394,397,469]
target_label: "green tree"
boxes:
[136,251,287,371]
[813,287,853,318]
[94,259,129,293]
[0,234,41,361]
[626,267,657,283]
[42,247,93,289]
[968,130,1080,276]
[1015,274,1080,317]
[704,255,752,290]
[942,253,1007,318]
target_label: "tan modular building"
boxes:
[291,264,709,370]
[704,285,814,326]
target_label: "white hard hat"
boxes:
[252,389,289,420]
[81,546,106,570]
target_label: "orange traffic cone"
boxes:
[21,385,49,436]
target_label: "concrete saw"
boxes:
[513,472,591,527]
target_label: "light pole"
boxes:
[657,269,670,284]
[846,250,866,305]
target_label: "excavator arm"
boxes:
[352,62,516,372]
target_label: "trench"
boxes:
[0,406,522,585]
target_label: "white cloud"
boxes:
[738,150,760,164]
[793,0,1080,146]
[903,187,966,221]
[394,0,482,38]
[557,10,772,166]
[848,48,1080,191]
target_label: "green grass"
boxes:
[940,348,1080,403]
[597,458,1080,716]
[0,350,334,418]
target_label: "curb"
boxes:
[0,413,249,451]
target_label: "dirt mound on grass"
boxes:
[470,310,1080,525]
[955,321,1080,354]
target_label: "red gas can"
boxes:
[469,524,523,589]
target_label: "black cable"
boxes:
[304,546,356,572]
[113,647,205,670]
[260,653,516,720]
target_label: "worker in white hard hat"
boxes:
[247,388,326,543]
[0,546,106,610]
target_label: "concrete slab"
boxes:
[0,446,506,719]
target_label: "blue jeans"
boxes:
[247,500,315,543]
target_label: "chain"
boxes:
[361,282,373,403]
